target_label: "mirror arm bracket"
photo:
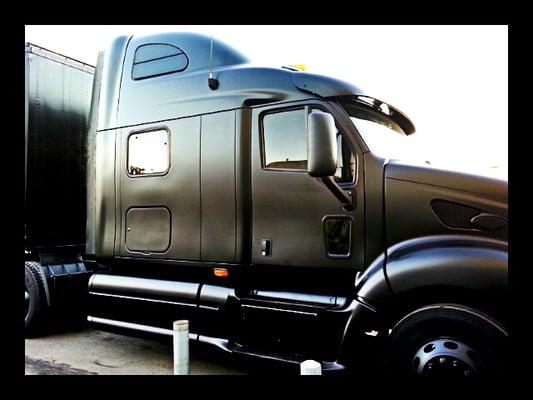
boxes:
[321,176,355,211]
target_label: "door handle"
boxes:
[261,239,272,257]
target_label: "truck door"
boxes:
[250,101,365,293]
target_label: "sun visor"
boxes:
[352,95,416,135]
[293,72,415,135]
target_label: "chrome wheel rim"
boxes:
[412,338,481,377]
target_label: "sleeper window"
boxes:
[132,43,189,80]
[128,130,169,176]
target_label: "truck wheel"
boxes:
[25,262,48,337]
[386,304,508,377]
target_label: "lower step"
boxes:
[87,315,346,373]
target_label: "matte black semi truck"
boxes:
[24,33,508,377]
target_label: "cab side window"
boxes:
[262,107,356,184]
[262,108,308,171]
[335,134,356,184]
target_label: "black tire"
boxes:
[25,261,48,337]
[386,304,508,377]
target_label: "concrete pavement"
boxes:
[25,327,249,375]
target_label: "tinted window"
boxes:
[132,43,189,80]
[324,218,352,257]
[263,109,307,170]
[128,130,169,176]
[262,108,356,182]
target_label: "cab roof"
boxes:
[97,32,397,131]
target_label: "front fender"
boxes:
[385,235,507,298]
[339,235,508,362]
[354,234,507,306]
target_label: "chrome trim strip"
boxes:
[197,335,231,352]
[198,304,219,311]
[253,289,336,306]
[89,291,196,308]
[87,316,198,339]
[242,304,318,317]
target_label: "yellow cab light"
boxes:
[291,64,307,71]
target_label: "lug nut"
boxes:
[453,360,460,368]
[439,357,447,365]
[464,369,471,376]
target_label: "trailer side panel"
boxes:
[25,44,95,255]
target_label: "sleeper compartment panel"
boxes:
[125,207,171,253]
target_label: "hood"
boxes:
[385,159,507,205]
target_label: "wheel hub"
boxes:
[413,338,481,376]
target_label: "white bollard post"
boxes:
[300,359,322,375]
[173,320,190,375]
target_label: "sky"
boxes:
[25,25,508,179]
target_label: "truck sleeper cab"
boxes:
[26,32,508,377]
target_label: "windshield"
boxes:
[342,100,428,162]
[341,99,507,180]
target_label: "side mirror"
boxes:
[307,111,337,177]
[307,110,354,211]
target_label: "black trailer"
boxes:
[25,43,95,334]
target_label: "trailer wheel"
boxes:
[25,262,48,337]
[385,304,508,377]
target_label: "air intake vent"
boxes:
[431,200,481,229]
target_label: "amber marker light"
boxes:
[213,268,229,278]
